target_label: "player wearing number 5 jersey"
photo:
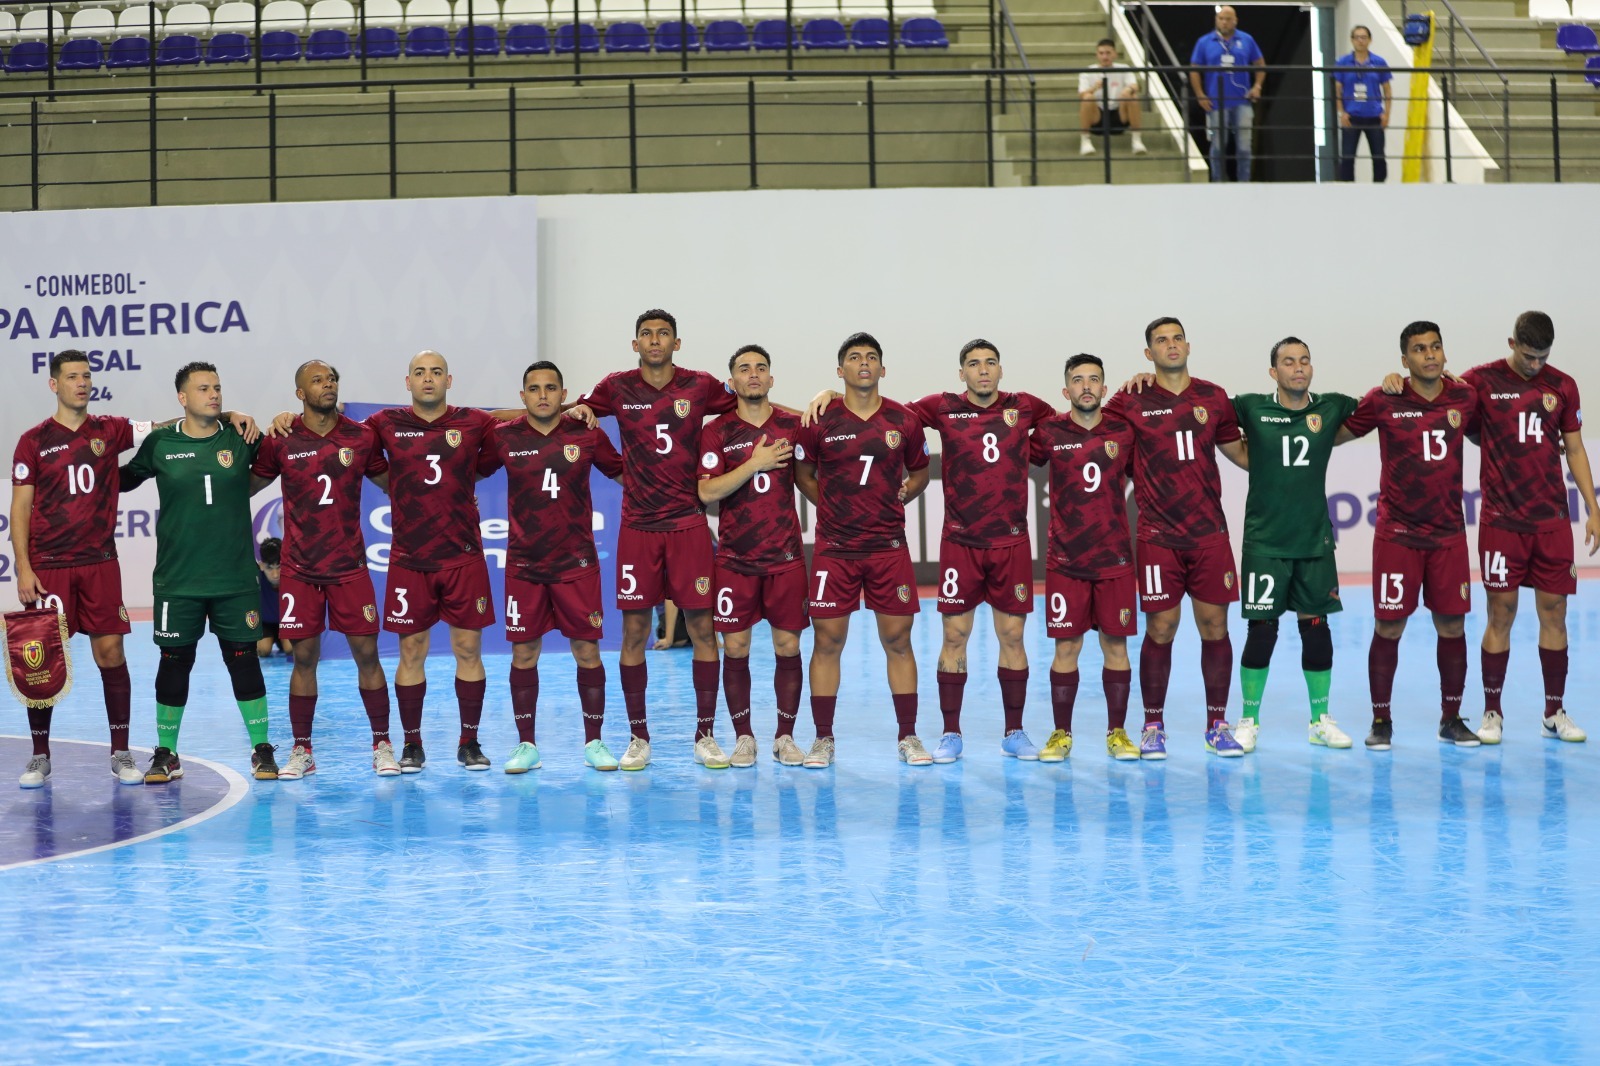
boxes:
[1345,321,1481,749]
[1029,354,1140,762]
[1463,311,1599,745]
[1105,318,1248,759]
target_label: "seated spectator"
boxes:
[256,538,291,657]
[1334,25,1392,182]
[1079,38,1147,156]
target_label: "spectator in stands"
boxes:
[256,538,290,657]
[1079,38,1148,157]
[1334,25,1392,182]
[1189,5,1265,182]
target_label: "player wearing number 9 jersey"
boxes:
[1029,353,1140,763]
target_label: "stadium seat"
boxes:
[260,29,303,59]
[850,16,888,47]
[899,15,945,47]
[801,17,846,49]
[405,0,454,27]
[404,23,450,52]
[261,0,310,34]
[1529,0,1571,19]
[645,0,691,23]
[453,23,499,52]
[17,10,66,44]
[5,41,49,71]
[156,34,202,64]
[116,6,164,40]
[504,22,550,50]
[1575,0,1600,18]
[306,27,353,58]
[793,0,840,19]
[751,18,789,49]
[1588,55,1600,86]
[68,8,118,40]
[601,0,648,24]
[698,0,744,20]
[456,0,504,24]
[604,21,650,51]
[308,0,358,31]
[654,20,699,50]
[163,3,211,35]
[550,0,599,25]
[1557,24,1600,53]
[355,26,402,55]
[210,2,258,34]
[841,0,888,18]
[704,20,749,50]
[553,22,598,50]
[362,0,409,27]
[0,12,13,46]
[107,36,153,66]
[503,0,551,25]
[58,38,105,68]
[205,31,252,63]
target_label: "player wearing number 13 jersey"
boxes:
[1463,311,1599,745]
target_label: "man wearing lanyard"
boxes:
[1189,5,1265,182]
[1334,25,1392,182]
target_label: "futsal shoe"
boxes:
[1040,729,1073,762]
[399,742,427,773]
[111,751,143,785]
[1308,717,1353,749]
[1543,710,1587,742]
[18,755,50,789]
[1139,725,1168,761]
[932,732,964,764]
[620,737,652,771]
[584,739,619,771]
[1204,722,1245,758]
[1233,718,1259,753]
[1001,730,1040,760]
[1477,710,1503,745]
[1105,728,1140,761]
[277,745,316,780]
[372,741,402,777]
[773,735,807,766]
[144,747,183,783]
[1438,717,1482,747]
[1365,719,1393,751]
[694,734,731,770]
[898,735,934,765]
[730,735,758,768]
[803,736,835,769]
[251,743,280,780]
[457,740,491,771]
[504,741,542,773]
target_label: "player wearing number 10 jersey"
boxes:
[1463,311,1599,745]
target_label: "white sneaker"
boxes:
[1543,710,1587,742]
[693,735,730,769]
[1131,134,1148,154]
[1478,710,1504,745]
[372,740,402,777]
[730,734,758,768]
[110,750,143,785]
[773,735,806,766]
[1309,717,1353,749]
[1079,136,1095,155]
[620,737,652,771]
[277,745,316,780]
[1234,719,1259,754]
[19,754,50,789]
[802,736,835,769]
[898,735,934,766]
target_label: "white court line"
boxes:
[0,735,251,872]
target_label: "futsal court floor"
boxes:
[4,586,1599,1064]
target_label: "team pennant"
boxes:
[2,608,73,710]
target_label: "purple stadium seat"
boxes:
[604,21,650,52]
[900,16,947,48]
[801,18,847,50]
[261,30,304,61]
[752,19,790,50]
[307,28,353,60]
[58,39,105,70]
[851,17,889,48]
[5,42,48,73]
[1556,24,1600,53]
[454,24,500,55]
[553,23,599,52]
[107,37,153,68]
[156,34,203,66]
[206,32,253,64]
[404,25,450,56]
[505,24,551,54]
[356,27,402,58]
[704,20,749,51]
[654,20,700,51]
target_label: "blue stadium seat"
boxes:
[307,28,353,59]
[605,22,650,53]
[553,24,599,53]
[1588,55,1600,86]
[801,18,847,49]
[1557,24,1600,54]
[851,17,889,48]
[405,25,451,56]
[900,16,947,48]
[704,20,749,51]
[5,42,48,73]
[58,39,105,71]
[107,37,153,69]
[261,30,304,61]
[206,33,253,64]
[752,19,790,50]
[505,24,551,54]
[156,34,203,66]
[356,27,402,58]
[654,20,699,52]
[454,24,500,54]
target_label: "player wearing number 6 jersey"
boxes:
[478,361,624,773]
[1345,321,1481,749]
[1029,354,1140,762]
[699,345,808,769]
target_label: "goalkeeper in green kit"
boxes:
[120,362,278,782]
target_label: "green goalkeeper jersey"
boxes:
[122,422,261,598]
[1233,391,1359,559]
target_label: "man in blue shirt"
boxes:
[1189,5,1265,182]
[1334,25,1392,182]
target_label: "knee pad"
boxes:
[217,639,267,702]
[155,643,198,707]
[1299,616,1334,673]
[1241,619,1279,670]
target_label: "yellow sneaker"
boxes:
[1106,728,1141,761]
[1039,729,1073,762]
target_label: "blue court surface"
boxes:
[4,588,1600,1064]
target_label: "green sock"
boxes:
[1240,666,1269,724]
[156,703,185,751]
[238,697,271,747]
[1304,669,1332,723]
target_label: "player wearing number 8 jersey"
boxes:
[1462,311,1599,745]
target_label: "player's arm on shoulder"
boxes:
[801,390,841,428]
[8,484,43,606]
[222,410,260,444]
[568,374,612,419]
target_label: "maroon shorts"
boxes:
[278,568,380,640]
[1136,535,1239,612]
[809,545,918,618]
[615,523,715,612]
[936,537,1035,616]
[1371,534,1471,619]
[713,561,811,634]
[505,568,605,642]
[383,558,495,633]
[1046,569,1138,639]
[1479,520,1577,596]
[33,560,130,637]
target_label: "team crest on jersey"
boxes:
[588,611,604,629]
[1193,407,1209,426]
[445,429,463,449]
[21,641,44,671]
[1013,583,1028,603]
[217,450,234,469]
[564,444,581,463]
[674,398,692,419]
[1223,570,1235,589]
[338,447,354,467]
[475,596,488,614]
[695,577,711,596]
[886,430,902,448]
[1543,393,1558,413]
[118,605,129,622]
[89,438,106,457]
[1119,608,1132,627]
[245,610,260,629]
[1447,409,1462,429]
[1003,408,1020,428]
[363,604,377,623]
[896,584,912,603]
[1306,414,1323,434]
[1104,440,1119,460]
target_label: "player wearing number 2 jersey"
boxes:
[1462,311,1599,746]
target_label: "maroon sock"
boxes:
[288,694,317,749]
[621,661,649,741]
[360,685,392,746]
[1103,667,1132,732]
[892,692,919,740]
[577,664,606,743]
[1049,668,1079,733]
[396,681,426,746]
[1540,645,1568,720]
[936,670,966,734]
[456,677,486,745]
[1438,635,1468,723]
[998,667,1028,734]
[693,658,720,739]
[510,665,539,744]
[1200,637,1232,728]
[811,695,837,738]
[27,706,51,756]
[1368,634,1399,721]
[1140,639,1172,726]
[1482,648,1509,716]
[101,662,131,752]
[723,655,754,738]
[774,654,803,738]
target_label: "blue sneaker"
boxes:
[932,732,963,764]
[1139,725,1167,761]
[1000,729,1039,761]
[584,739,619,772]
[1205,721,1245,758]
[504,741,542,774]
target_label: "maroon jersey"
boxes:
[477,418,623,582]
[580,366,736,532]
[795,398,929,557]
[909,390,1054,549]
[366,405,499,571]
[698,409,805,575]
[1103,378,1241,549]
[1344,380,1479,549]
[11,414,139,568]
[1464,360,1584,532]
[252,415,388,582]
[1029,413,1136,578]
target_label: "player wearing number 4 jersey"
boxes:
[478,361,624,773]
[251,360,395,780]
